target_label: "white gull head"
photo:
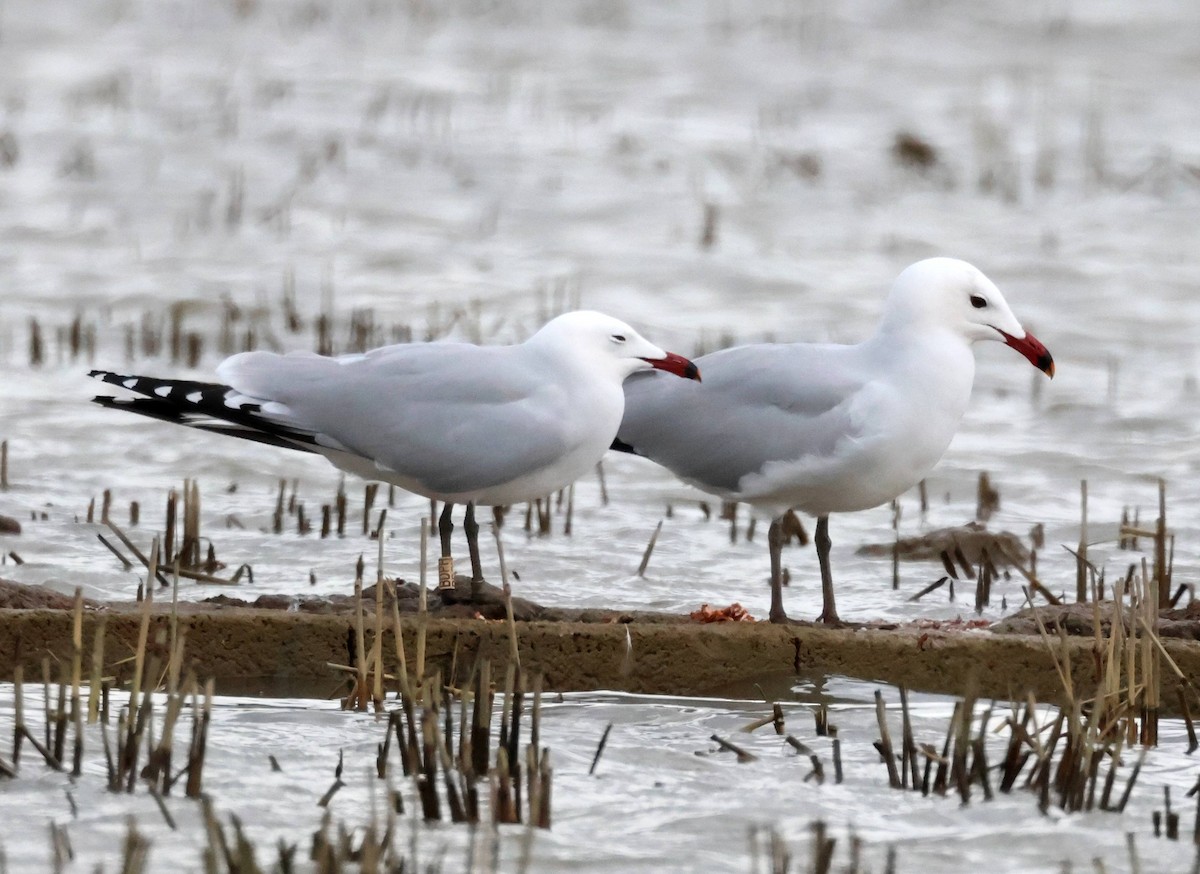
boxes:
[879,257,1055,376]
[526,310,701,382]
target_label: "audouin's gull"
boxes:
[614,258,1054,624]
[91,310,700,590]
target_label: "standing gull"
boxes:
[614,258,1054,624]
[91,310,699,590]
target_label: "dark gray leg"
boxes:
[768,517,788,624]
[815,515,840,625]
[464,501,484,600]
[438,502,455,559]
[436,502,456,596]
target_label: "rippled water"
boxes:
[2,679,1198,873]
[2,0,1199,869]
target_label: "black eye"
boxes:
[611,334,626,342]
[970,294,987,309]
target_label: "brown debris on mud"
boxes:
[856,522,1029,565]
[2,577,1200,711]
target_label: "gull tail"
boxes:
[88,370,320,454]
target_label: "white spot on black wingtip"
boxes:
[186,391,202,403]
[123,378,138,389]
[315,434,344,450]
[154,386,172,397]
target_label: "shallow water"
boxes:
[2,0,1199,624]
[1,678,1197,873]
[1,0,1199,869]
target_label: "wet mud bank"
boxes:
[2,580,1198,707]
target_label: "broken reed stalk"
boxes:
[168,561,183,692]
[1025,588,1076,707]
[1139,565,1161,746]
[589,723,614,776]
[741,703,785,734]
[471,659,493,779]
[184,479,201,568]
[122,625,163,793]
[272,479,285,535]
[388,580,411,700]
[434,704,470,823]
[126,539,158,733]
[416,518,429,693]
[712,734,758,763]
[50,658,67,765]
[1156,479,1169,609]
[785,736,825,784]
[348,573,369,712]
[13,665,25,767]
[507,668,525,802]
[184,679,214,799]
[414,693,444,821]
[563,483,574,536]
[637,519,664,577]
[525,675,552,828]
[493,675,525,823]
[105,520,170,587]
[907,576,948,602]
[814,704,829,736]
[373,510,386,709]
[948,693,975,803]
[144,667,188,796]
[998,542,1062,605]
[363,483,378,536]
[336,480,347,537]
[17,668,66,770]
[1178,688,1198,753]
[899,687,919,788]
[70,589,84,776]
[874,691,901,789]
[97,534,133,570]
[891,500,900,591]
[164,488,177,564]
[1077,480,1088,603]
[88,616,107,725]
[595,461,608,505]
[503,582,520,670]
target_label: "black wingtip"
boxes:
[610,437,639,455]
[89,394,318,454]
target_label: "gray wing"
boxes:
[218,343,571,494]
[616,342,871,494]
